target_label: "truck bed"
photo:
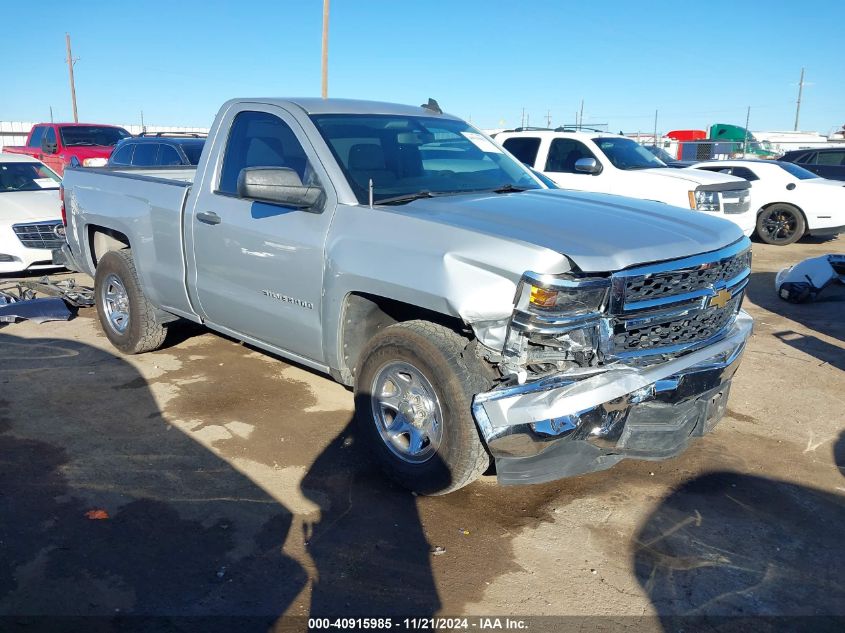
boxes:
[63,165,195,317]
[89,165,196,184]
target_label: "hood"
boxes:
[638,167,747,187]
[0,189,61,223]
[385,189,744,273]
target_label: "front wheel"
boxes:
[354,320,491,495]
[94,249,167,354]
[756,204,805,245]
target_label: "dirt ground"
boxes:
[1,236,843,631]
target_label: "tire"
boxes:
[354,320,491,495]
[94,249,167,354]
[756,204,806,245]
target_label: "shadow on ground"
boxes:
[633,454,845,631]
[301,421,442,617]
[0,332,441,630]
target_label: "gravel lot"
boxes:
[1,236,843,630]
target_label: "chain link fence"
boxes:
[637,137,845,162]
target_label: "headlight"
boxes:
[692,188,720,212]
[82,157,108,167]
[520,273,609,317]
[506,272,611,382]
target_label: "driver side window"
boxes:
[218,111,312,195]
[545,139,596,173]
[43,127,57,150]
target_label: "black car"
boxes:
[779,146,845,181]
[108,133,206,167]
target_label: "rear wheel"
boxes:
[94,249,167,354]
[355,320,491,495]
[756,204,805,245]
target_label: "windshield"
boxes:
[0,161,61,192]
[309,114,542,204]
[60,126,131,147]
[644,145,677,163]
[593,137,667,170]
[181,140,205,165]
[777,161,820,180]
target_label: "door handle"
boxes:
[196,211,221,225]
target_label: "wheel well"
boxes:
[338,292,468,385]
[88,226,130,267]
[758,201,805,219]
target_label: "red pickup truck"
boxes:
[5,123,131,175]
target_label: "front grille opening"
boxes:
[12,222,65,250]
[614,294,742,352]
[624,250,751,304]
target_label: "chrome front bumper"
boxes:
[472,311,753,485]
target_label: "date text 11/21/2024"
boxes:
[307,617,529,630]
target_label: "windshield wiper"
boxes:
[490,183,528,193]
[376,191,435,205]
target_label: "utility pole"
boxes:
[49,106,54,123]
[794,67,805,131]
[65,33,78,122]
[140,110,145,133]
[321,0,330,99]
[743,106,751,156]
[578,99,584,130]
[546,109,552,127]
[653,109,658,143]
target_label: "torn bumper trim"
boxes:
[472,311,752,485]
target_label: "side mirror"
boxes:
[237,167,322,209]
[41,137,57,154]
[574,157,602,174]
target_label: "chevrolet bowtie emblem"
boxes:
[709,288,732,309]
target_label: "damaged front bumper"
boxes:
[472,311,752,485]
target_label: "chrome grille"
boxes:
[621,248,751,305]
[613,294,742,352]
[12,221,65,250]
[609,240,751,359]
[722,189,751,215]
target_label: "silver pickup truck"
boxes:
[59,98,753,494]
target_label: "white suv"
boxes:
[494,130,754,236]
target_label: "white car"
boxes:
[494,130,755,236]
[691,160,845,245]
[0,153,64,273]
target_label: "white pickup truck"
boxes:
[494,130,755,236]
[57,98,753,494]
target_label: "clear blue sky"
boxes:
[3,0,843,134]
